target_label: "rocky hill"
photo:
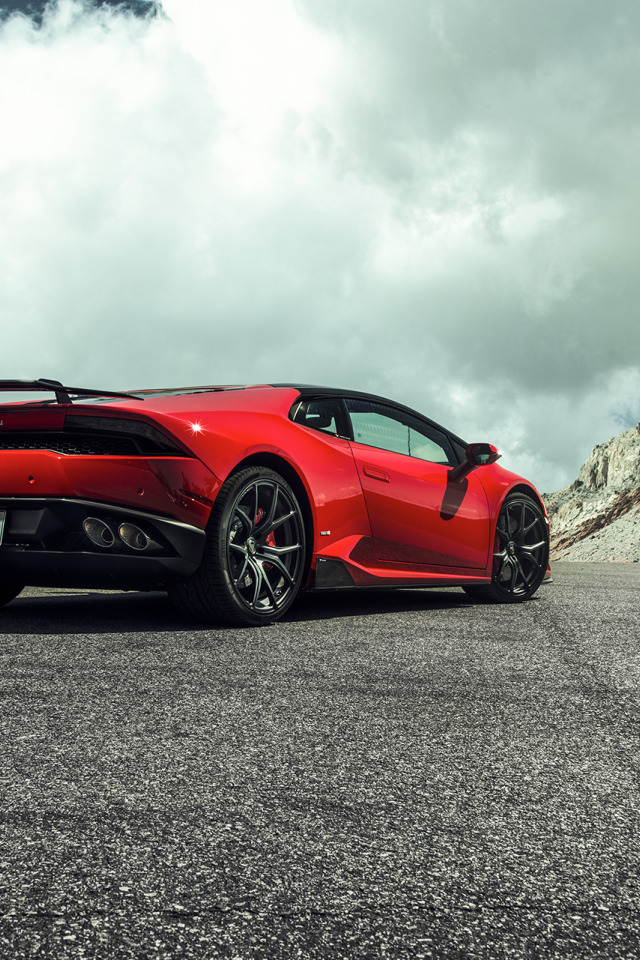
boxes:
[543,421,640,561]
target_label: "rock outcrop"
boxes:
[543,421,640,561]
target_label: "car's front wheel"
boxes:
[464,493,549,603]
[169,466,307,626]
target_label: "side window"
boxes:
[345,399,454,465]
[292,398,343,436]
[348,405,409,455]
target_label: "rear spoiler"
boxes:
[0,379,142,405]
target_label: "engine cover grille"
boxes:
[0,432,139,455]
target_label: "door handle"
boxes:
[363,465,390,483]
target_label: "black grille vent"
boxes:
[0,432,141,456]
[0,415,192,456]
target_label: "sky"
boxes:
[1,0,639,492]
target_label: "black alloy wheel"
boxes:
[169,466,306,626]
[224,470,306,621]
[0,583,23,607]
[464,493,549,603]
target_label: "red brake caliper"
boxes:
[255,508,276,566]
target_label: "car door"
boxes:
[344,398,490,569]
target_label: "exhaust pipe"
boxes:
[83,517,115,549]
[118,522,155,551]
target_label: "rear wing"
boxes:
[0,379,141,404]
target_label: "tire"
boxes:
[0,583,23,607]
[463,493,549,604]
[169,466,307,626]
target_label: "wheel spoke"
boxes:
[260,552,296,586]
[493,551,507,573]
[232,554,249,587]
[510,503,525,541]
[514,557,529,588]
[496,524,508,544]
[246,556,267,609]
[252,484,260,529]
[253,483,297,539]
[493,550,509,581]
[262,542,302,557]
[260,481,280,530]
[519,540,546,556]
[253,557,280,609]
[259,575,278,609]
[267,509,297,535]
[234,505,253,535]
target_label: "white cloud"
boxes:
[1,0,639,492]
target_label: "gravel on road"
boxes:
[1,563,639,959]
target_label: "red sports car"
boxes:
[0,379,550,625]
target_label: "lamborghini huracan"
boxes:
[0,379,550,625]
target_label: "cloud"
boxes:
[1,0,638,491]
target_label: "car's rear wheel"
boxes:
[464,493,549,603]
[0,583,23,607]
[169,466,307,626]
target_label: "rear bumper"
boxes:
[0,497,205,589]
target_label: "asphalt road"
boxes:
[1,563,639,959]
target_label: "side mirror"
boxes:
[448,442,501,483]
